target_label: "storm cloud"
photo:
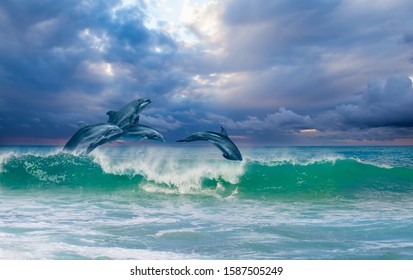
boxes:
[0,0,186,142]
[334,75,413,128]
[1,0,413,145]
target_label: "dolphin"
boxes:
[63,122,123,154]
[106,98,151,129]
[177,127,242,161]
[121,124,165,142]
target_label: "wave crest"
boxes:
[1,147,412,199]
[91,148,245,193]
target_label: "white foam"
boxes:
[245,154,345,166]
[351,157,394,169]
[0,239,197,259]
[154,228,200,238]
[0,151,15,172]
[91,147,246,193]
[22,161,67,183]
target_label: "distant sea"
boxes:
[1,145,413,259]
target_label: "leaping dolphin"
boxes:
[121,124,165,142]
[63,122,123,154]
[177,127,242,161]
[106,98,151,129]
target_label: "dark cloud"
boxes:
[180,75,413,144]
[1,0,413,145]
[203,108,312,132]
[332,75,413,128]
[0,0,188,143]
[306,75,413,142]
[177,0,413,119]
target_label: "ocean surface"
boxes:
[0,145,413,259]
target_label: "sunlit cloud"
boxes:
[300,129,318,134]
[79,29,110,52]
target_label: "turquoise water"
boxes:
[0,146,413,259]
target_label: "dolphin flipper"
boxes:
[129,114,140,126]
[85,145,95,155]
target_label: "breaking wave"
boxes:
[0,147,412,200]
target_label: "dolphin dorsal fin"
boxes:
[78,121,88,128]
[220,127,228,136]
[106,111,117,122]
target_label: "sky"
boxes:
[0,0,413,146]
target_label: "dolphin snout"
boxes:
[141,98,151,107]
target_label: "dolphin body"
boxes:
[121,124,165,142]
[177,127,242,161]
[106,98,151,129]
[63,123,123,154]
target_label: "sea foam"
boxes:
[91,147,246,193]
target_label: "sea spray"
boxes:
[92,147,245,193]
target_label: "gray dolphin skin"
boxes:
[106,98,151,129]
[121,124,165,142]
[63,123,123,154]
[177,127,242,161]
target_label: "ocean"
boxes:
[0,145,412,259]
